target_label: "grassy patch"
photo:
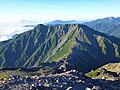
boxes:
[85,69,100,78]
[50,36,75,62]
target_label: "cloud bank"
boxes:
[0,21,42,41]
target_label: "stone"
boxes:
[85,87,91,90]
[66,86,73,90]
[102,77,105,79]
[56,79,59,83]
[43,83,50,87]
[92,86,101,90]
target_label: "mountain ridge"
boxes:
[45,20,84,25]
[0,24,120,72]
[85,17,120,38]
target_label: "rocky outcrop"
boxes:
[100,68,118,77]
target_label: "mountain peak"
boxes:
[0,24,120,72]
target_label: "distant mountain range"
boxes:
[85,17,120,38]
[0,24,120,72]
[45,20,84,25]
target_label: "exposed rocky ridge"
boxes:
[0,69,120,90]
[1,62,120,90]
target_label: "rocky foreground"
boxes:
[0,70,120,90]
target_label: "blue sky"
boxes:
[0,0,120,22]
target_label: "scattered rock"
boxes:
[0,70,120,90]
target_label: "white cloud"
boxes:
[0,36,10,41]
[0,21,40,41]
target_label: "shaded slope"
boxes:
[0,24,120,72]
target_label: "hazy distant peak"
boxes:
[85,16,120,38]
[45,20,81,25]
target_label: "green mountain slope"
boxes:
[0,24,120,72]
[85,17,120,38]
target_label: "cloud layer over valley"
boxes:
[0,21,42,41]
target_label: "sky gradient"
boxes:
[0,0,120,22]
